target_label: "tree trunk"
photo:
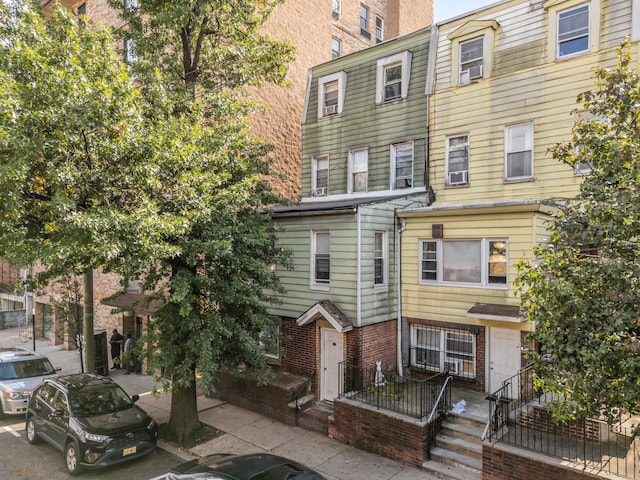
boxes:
[83,269,95,374]
[167,367,200,447]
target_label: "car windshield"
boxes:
[69,385,134,416]
[0,358,56,380]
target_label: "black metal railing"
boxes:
[485,366,640,479]
[338,359,449,420]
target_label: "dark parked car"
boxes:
[25,373,158,475]
[0,347,59,417]
[150,453,328,480]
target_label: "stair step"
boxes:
[441,420,484,444]
[421,458,482,480]
[436,434,482,461]
[449,410,488,429]
[430,446,482,473]
[296,403,333,436]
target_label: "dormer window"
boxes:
[317,72,347,119]
[375,51,412,104]
[459,36,484,84]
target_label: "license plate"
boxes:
[123,446,137,456]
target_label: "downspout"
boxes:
[356,205,362,327]
[396,215,407,376]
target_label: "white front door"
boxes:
[320,328,343,401]
[488,327,522,392]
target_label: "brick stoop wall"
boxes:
[483,442,609,480]
[329,397,428,467]
[214,369,310,426]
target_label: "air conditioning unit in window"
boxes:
[324,104,338,116]
[314,186,327,197]
[444,357,464,375]
[460,65,483,84]
[448,170,468,185]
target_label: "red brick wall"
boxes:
[280,316,318,393]
[483,443,605,480]
[329,397,427,467]
[518,407,602,441]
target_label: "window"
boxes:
[348,149,368,193]
[505,123,533,180]
[332,0,341,15]
[312,231,330,287]
[77,3,86,15]
[260,318,280,359]
[375,51,412,104]
[419,238,508,287]
[124,0,138,11]
[411,326,476,378]
[374,231,388,286]
[124,38,137,64]
[459,36,484,83]
[575,143,592,175]
[557,4,589,57]
[317,72,347,119]
[391,142,413,189]
[312,155,329,196]
[331,37,341,59]
[376,16,384,43]
[360,4,370,34]
[446,135,469,185]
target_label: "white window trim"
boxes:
[317,71,347,119]
[311,230,330,290]
[311,155,329,197]
[458,36,484,84]
[448,20,498,87]
[390,141,414,190]
[331,37,341,59]
[375,51,412,104]
[504,122,534,181]
[376,16,384,42]
[374,230,388,287]
[410,325,476,378]
[348,148,368,194]
[544,0,601,61]
[445,134,470,186]
[418,238,509,289]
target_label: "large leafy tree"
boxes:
[104,0,295,445]
[0,2,185,371]
[516,40,640,423]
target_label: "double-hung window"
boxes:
[459,36,484,84]
[446,135,469,185]
[260,317,280,359]
[391,142,413,189]
[348,149,368,193]
[124,38,137,64]
[360,4,370,35]
[312,155,329,197]
[505,122,533,181]
[375,16,384,43]
[332,0,341,15]
[411,326,475,377]
[375,51,412,104]
[331,37,341,59]
[317,72,347,119]
[374,231,388,286]
[419,238,508,287]
[312,231,330,288]
[557,4,589,57]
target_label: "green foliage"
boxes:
[516,39,640,423]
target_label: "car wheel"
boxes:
[65,441,82,475]
[25,416,40,444]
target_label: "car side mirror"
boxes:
[131,394,139,403]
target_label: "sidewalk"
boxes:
[0,328,427,480]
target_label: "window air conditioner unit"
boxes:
[448,170,468,185]
[444,357,464,375]
[396,177,413,189]
[315,186,327,196]
[324,104,338,116]
[468,64,483,80]
[460,65,483,84]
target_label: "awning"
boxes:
[101,292,164,315]
[467,303,524,323]
[297,300,353,332]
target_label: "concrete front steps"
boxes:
[422,411,486,480]
[296,400,333,435]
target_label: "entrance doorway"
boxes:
[488,327,522,392]
[320,328,343,401]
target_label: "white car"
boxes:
[0,347,60,417]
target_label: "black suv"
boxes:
[25,373,158,475]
